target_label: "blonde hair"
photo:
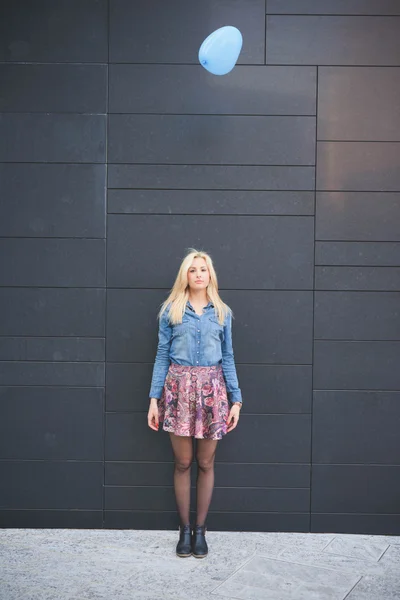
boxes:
[158,248,231,325]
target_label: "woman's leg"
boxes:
[195,439,218,526]
[169,433,193,526]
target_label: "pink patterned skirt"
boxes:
[157,363,230,440]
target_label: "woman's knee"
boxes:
[174,457,193,473]
[196,455,215,473]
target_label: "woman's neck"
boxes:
[188,290,209,308]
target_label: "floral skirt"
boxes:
[158,363,230,440]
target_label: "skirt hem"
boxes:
[160,423,227,440]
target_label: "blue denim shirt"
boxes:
[149,300,242,403]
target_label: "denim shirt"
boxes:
[149,300,242,404]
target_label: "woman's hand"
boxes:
[227,403,241,433]
[148,398,159,431]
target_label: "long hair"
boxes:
[158,248,231,325]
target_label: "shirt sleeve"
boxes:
[149,311,172,399]
[221,312,242,404]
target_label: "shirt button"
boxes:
[197,341,200,344]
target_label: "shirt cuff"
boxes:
[228,390,242,404]
[149,387,162,400]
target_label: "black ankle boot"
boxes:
[176,524,192,557]
[191,524,208,558]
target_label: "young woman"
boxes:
[147,249,242,558]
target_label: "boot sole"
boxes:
[192,552,208,558]
[176,552,192,558]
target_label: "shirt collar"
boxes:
[186,300,214,311]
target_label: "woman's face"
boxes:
[187,257,210,291]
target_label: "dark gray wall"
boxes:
[0,0,399,534]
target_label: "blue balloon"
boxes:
[198,26,243,76]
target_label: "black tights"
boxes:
[169,433,218,527]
